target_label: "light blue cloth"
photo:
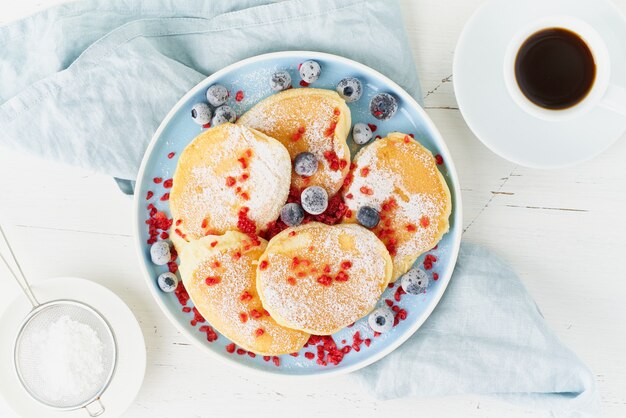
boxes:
[354,242,599,417]
[0,0,420,180]
[0,1,598,416]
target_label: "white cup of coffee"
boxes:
[503,16,626,121]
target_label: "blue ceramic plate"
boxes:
[134,51,462,377]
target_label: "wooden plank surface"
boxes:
[0,0,624,416]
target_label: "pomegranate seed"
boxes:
[226,176,236,187]
[340,260,352,270]
[345,193,353,199]
[435,154,444,165]
[304,352,315,359]
[364,339,371,347]
[163,178,173,188]
[287,277,296,285]
[359,186,373,195]
[317,275,333,286]
[335,271,349,282]
[146,191,154,200]
[433,272,439,280]
[367,123,377,132]
[160,193,170,201]
[255,328,265,337]
[236,349,246,355]
[182,307,191,313]
[153,177,162,184]
[360,167,370,177]
[160,231,169,239]
[240,291,253,302]
[272,356,280,367]
[210,241,218,247]
[205,276,221,286]
[263,356,271,361]
[250,309,262,319]
[235,90,244,101]
[406,223,417,232]
[168,152,175,159]
[333,108,341,116]
[420,216,430,227]
[248,352,256,358]
[202,123,211,129]
[299,80,309,87]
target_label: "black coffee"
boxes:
[515,28,596,110]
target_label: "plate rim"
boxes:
[133,50,463,378]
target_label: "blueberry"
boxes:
[356,206,380,229]
[294,152,318,177]
[150,241,171,265]
[352,123,373,145]
[301,186,328,215]
[206,84,229,107]
[336,77,363,102]
[370,93,398,120]
[270,71,292,91]
[368,307,394,333]
[190,103,212,125]
[401,268,430,295]
[299,60,321,84]
[280,203,305,227]
[158,272,179,293]
[212,105,236,126]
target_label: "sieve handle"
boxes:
[84,398,105,417]
[0,224,39,307]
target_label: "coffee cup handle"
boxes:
[600,84,626,116]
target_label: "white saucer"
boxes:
[0,277,146,418]
[453,0,626,168]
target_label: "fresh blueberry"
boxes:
[336,77,363,102]
[370,92,398,120]
[368,307,394,333]
[206,84,229,107]
[190,103,212,125]
[158,272,179,293]
[211,105,237,126]
[301,186,328,215]
[280,203,305,227]
[401,268,430,295]
[270,71,292,91]
[294,152,318,177]
[356,206,380,229]
[352,123,373,145]
[150,241,171,265]
[299,60,321,84]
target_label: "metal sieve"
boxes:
[0,224,117,416]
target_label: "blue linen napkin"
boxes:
[353,242,599,417]
[0,0,598,416]
[0,0,420,181]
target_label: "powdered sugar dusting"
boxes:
[257,223,390,334]
[237,89,350,195]
[171,124,290,239]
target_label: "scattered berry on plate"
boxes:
[270,71,292,91]
[352,123,373,145]
[370,92,398,120]
[299,60,321,84]
[190,103,212,125]
[301,186,328,215]
[157,272,179,293]
[280,203,305,227]
[294,152,318,177]
[150,241,171,265]
[206,84,229,107]
[368,306,394,333]
[212,105,237,126]
[336,77,362,102]
[356,206,380,228]
[401,267,429,295]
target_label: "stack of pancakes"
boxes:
[169,88,451,355]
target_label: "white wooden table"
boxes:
[0,0,625,417]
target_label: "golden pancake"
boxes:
[255,223,392,335]
[175,231,309,355]
[169,123,291,241]
[341,133,451,281]
[237,88,351,196]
